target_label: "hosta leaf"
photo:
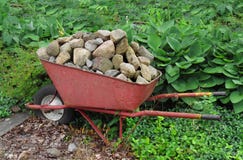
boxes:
[171,77,199,92]
[233,100,243,113]
[158,20,174,33]
[166,65,180,77]
[155,55,171,62]
[232,80,243,85]
[224,64,238,75]
[225,79,237,89]
[23,34,40,41]
[181,37,197,49]
[148,34,162,50]
[166,36,181,52]
[200,76,224,88]
[230,91,243,103]
[203,67,224,74]
[165,73,179,83]
[181,97,197,106]
[175,61,192,69]
[188,41,202,57]
[212,58,225,65]
[223,70,239,79]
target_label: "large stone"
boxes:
[85,40,98,52]
[46,40,60,56]
[105,69,120,77]
[94,38,103,45]
[112,54,123,69]
[130,41,140,53]
[83,33,97,42]
[115,38,129,55]
[95,30,111,41]
[137,46,154,62]
[36,47,50,60]
[73,48,91,66]
[60,42,71,53]
[138,56,151,65]
[120,62,136,78]
[136,75,149,84]
[64,62,80,69]
[49,56,56,63]
[110,29,127,43]
[92,57,113,73]
[126,46,140,70]
[68,143,77,152]
[92,40,115,59]
[140,64,152,81]
[57,36,73,45]
[55,51,70,65]
[86,59,93,68]
[72,31,83,39]
[116,74,128,81]
[149,65,159,79]
[47,148,61,157]
[69,38,84,48]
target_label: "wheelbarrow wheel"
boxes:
[33,84,74,124]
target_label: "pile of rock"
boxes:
[36,29,160,84]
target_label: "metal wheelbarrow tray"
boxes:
[26,59,225,145]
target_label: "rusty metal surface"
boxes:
[41,60,161,111]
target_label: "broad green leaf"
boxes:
[200,76,224,88]
[224,64,238,75]
[203,67,224,74]
[225,79,237,89]
[166,36,181,52]
[147,34,162,50]
[158,20,174,33]
[155,55,171,62]
[232,80,243,85]
[175,61,192,69]
[212,58,225,65]
[181,37,197,49]
[188,41,202,57]
[181,68,197,74]
[165,73,179,83]
[181,97,197,106]
[171,77,199,92]
[223,70,239,79]
[220,96,230,104]
[230,91,243,103]
[192,57,205,64]
[23,34,40,41]
[166,65,180,77]
[233,100,243,113]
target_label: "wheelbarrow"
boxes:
[26,59,225,145]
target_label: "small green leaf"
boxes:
[203,67,224,74]
[233,100,243,113]
[230,91,243,103]
[166,65,180,77]
[147,34,162,50]
[172,77,199,92]
[23,34,40,41]
[166,36,181,52]
[225,79,237,89]
[159,20,174,33]
[175,61,192,69]
[165,73,179,83]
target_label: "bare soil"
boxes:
[0,116,135,160]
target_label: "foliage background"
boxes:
[0,0,242,159]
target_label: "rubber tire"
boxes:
[33,84,74,124]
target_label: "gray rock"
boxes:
[64,62,80,69]
[120,62,136,78]
[85,40,98,52]
[73,48,91,66]
[149,65,159,79]
[46,40,60,57]
[94,38,104,45]
[96,70,104,74]
[82,65,89,71]
[68,143,77,152]
[92,57,113,73]
[138,56,151,65]
[36,47,50,60]
[110,29,127,43]
[116,74,128,81]
[60,42,71,53]
[126,46,140,70]
[69,38,84,48]
[112,54,123,69]
[49,56,56,63]
[95,30,111,41]
[56,51,70,65]
[137,46,154,62]
[57,36,73,45]
[93,40,115,59]
[130,41,140,53]
[136,75,149,84]
[105,69,120,77]
[86,59,93,68]
[47,148,61,157]
[72,31,83,39]
[116,37,129,55]
[83,33,97,42]
[140,64,152,81]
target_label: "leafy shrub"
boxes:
[125,106,243,160]
[0,91,17,118]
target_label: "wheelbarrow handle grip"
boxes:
[212,91,226,96]
[201,114,221,120]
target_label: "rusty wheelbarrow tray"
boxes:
[26,60,225,145]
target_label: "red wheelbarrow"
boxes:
[26,59,225,145]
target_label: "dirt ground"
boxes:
[0,116,135,160]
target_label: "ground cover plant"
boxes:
[0,0,242,159]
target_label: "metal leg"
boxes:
[76,110,109,145]
[119,117,125,139]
